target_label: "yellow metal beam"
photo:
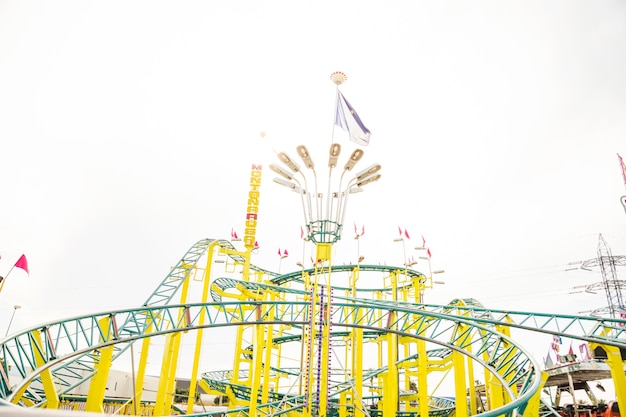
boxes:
[589,341,626,415]
[85,317,115,412]
[29,330,59,409]
[453,351,468,417]
[155,271,191,415]
[187,240,222,413]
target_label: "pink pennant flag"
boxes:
[551,335,561,352]
[404,229,410,240]
[421,235,426,248]
[579,343,591,360]
[619,307,626,327]
[618,153,626,185]
[398,225,402,236]
[14,254,29,274]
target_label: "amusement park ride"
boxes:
[1,74,626,417]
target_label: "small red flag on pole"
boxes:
[0,254,28,294]
[14,254,29,274]
[618,153,626,186]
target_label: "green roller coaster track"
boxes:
[1,238,625,417]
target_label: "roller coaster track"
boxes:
[0,301,541,412]
[1,238,626,416]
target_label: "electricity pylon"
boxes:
[571,234,626,318]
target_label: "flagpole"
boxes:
[0,264,17,294]
[330,72,347,145]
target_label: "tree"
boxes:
[214,395,229,406]
[174,388,189,403]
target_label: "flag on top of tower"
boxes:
[331,72,371,146]
[335,91,371,146]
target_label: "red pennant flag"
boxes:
[14,254,29,274]
[278,248,282,256]
[579,343,590,360]
[361,225,365,236]
[421,234,426,248]
[404,229,410,239]
[618,153,626,185]
[254,241,259,248]
[283,249,289,256]
[398,225,402,236]
[427,247,432,258]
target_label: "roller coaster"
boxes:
[1,233,626,417]
[1,86,626,417]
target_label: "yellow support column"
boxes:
[154,333,175,415]
[30,330,60,409]
[465,346,476,415]
[261,294,276,404]
[319,290,331,417]
[523,371,549,417]
[348,265,365,417]
[453,350,468,417]
[187,240,221,413]
[383,321,399,417]
[308,242,332,417]
[481,323,513,412]
[485,369,504,411]
[417,334,429,417]
[164,331,184,412]
[249,304,266,417]
[589,341,626,414]
[154,271,191,415]
[339,391,347,417]
[132,327,153,408]
[353,311,364,417]
[383,271,399,417]
[304,284,316,417]
[85,316,115,413]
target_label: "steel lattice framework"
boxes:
[1,238,625,417]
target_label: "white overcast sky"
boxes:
[1,1,626,367]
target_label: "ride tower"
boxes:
[271,142,381,417]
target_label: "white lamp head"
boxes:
[297,145,314,169]
[270,163,294,180]
[278,152,301,173]
[344,149,364,171]
[328,143,341,168]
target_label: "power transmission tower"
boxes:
[571,234,626,318]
